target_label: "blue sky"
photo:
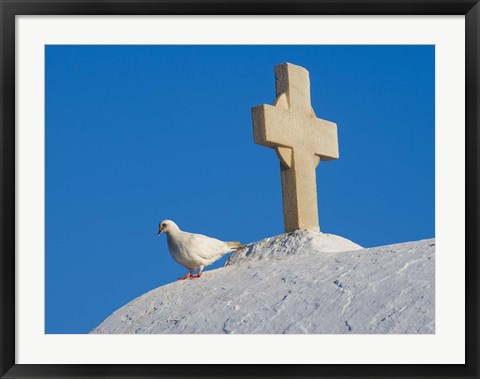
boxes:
[45,45,434,333]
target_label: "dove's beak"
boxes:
[157,228,164,236]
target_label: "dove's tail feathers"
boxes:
[226,241,247,250]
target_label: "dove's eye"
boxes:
[162,223,166,228]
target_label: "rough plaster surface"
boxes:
[91,231,434,334]
[252,63,339,233]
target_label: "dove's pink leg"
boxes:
[190,266,204,279]
[177,272,192,280]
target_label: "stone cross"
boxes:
[252,63,339,233]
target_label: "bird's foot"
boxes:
[190,273,203,279]
[177,273,192,280]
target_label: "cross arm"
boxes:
[310,118,339,160]
[252,104,295,148]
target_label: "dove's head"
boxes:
[158,220,180,236]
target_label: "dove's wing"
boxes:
[188,233,230,260]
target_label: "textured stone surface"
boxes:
[252,63,339,233]
[225,230,363,266]
[91,232,434,334]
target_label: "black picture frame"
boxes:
[1,1,478,378]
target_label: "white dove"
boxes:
[157,220,245,280]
